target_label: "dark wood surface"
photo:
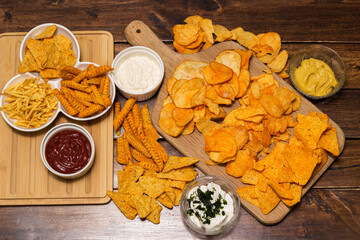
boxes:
[1,1,359,239]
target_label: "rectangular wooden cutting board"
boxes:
[0,31,114,205]
[125,21,345,225]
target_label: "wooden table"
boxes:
[0,1,359,239]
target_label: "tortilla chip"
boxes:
[146,205,162,224]
[162,156,199,173]
[18,48,40,73]
[255,184,280,215]
[138,176,166,198]
[282,183,302,206]
[132,194,159,219]
[236,186,260,208]
[35,25,57,40]
[318,127,340,156]
[157,166,198,181]
[107,191,137,220]
[226,149,255,177]
[156,192,173,209]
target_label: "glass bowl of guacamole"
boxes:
[289,45,346,99]
[180,175,241,236]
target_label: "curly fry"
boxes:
[62,66,81,75]
[132,149,154,163]
[78,104,104,118]
[74,90,93,102]
[113,98,136,131]
[102,76,110,96]
[141,104,159,140]
[87,65,113,79]
[64,92,87,112]
[142,136,163,172]
[71,69,87,83]
[114,102,121,136]
[90,85,105,106]
[116,136,128,165]
[52,88,78,116]
[135,161,159,172]
[61,80,91,93]
[125,132,151,158]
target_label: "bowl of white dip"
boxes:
[112,46,164,101]
[180,175,241,235]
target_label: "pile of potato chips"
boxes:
[159,49,252,137]
[53,65,113,118]
[173,15,288,77]
[18,25,76,79]
[110,98,199,223]
[0,77,58,128]
[237,111,339,214]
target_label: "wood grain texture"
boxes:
[124,20,345,225]
[0,31,114,205]
[1,1,360,42]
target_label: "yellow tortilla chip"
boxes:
[156,192,173,209]
[18,48,40,73]
[35,25,57,40]
[132,194,159,219]
[157,166,198,181]
[138,176,166,198]
[107,191,137,220]
[162,156,199,173]
[146,205,162,224]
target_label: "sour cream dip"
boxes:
[186,182,234,230]
[114,52,161,94]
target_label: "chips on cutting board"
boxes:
[173,15,289,76]
[18,25,76,78]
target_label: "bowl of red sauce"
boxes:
[40,123,95,179]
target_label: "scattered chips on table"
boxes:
[18,25,76,78]
[109,99,199,224]
[172,16,289,76]
[0,77,58,128]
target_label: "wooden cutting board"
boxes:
[0,31,114,205]
[125,20,345,225]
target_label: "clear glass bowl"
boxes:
[289,44,346,100]
[180,175,241,236]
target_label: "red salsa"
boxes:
[45,130,92,174]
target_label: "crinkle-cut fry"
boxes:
[61,80,91,93]
[123,137,133,165]
[113,98,136,131]
[123,117,135,136]
[135,161,159,172]
[64,92,87,112]
[98,76,105,93]
[61,72,75,80]
[62,66,82,75]
[90,85,106,106]
[78,104,104,118]
[102,76,110,96]
[116,136,128,165]
[77,98,94,107]
[125,132,151,158]
[87,64,95,72]
[87,65,113,79]
[60,86,74,96]
[147,137,168,163]
[142,136,163,172]
[137,111,145,140]
[74,90,93,102]
[71,69,87,83]
[126,111,138,136]
[141,104,159,140]
[52,88,78,116]
[87,77,102,85]
[101,94,112,107]
[81,78,89,86]
[114,102,121,136]
[132,104,141,131]
[132,149,154,163]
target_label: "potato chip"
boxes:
[184,31,204,49]
[166,77,177,94]
[234,106,265,121]
[193,105,206,122]
[205,86,232,105]
[184,15,203,27]
[213,73,238,100]
[170,79,187,99]
[157,166,198,181]
[318,127,340,156]
[172,107,194,127]
[162,95,173,107]
[159,103,184,137]
[267,50,288,73]
[226,149,255,177]
[230,27,245,40]
[214,24,233,42]
[195,117,221,136]
[173,24,200,46]
[260,94,284,118]
[173,60,208,80]
[203,62,233,85]
[215,50,241,76]
[191,85,207,107]
[199,18,215,44]
[204,129,236,153]
[173,78,205,108]
[173,40,202,54]
[236,31,260,49]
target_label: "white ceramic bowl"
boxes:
[20,23,80,64]
[40,123,95,179]
[0,72,61,132]
[180,175,241,236]
[58,61,116,121]
[111,46,164,101]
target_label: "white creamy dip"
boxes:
[115,53,160,93]
[186,182,234,230]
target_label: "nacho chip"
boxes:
[146,205,162,224]
[156,192,174,209]
[162,156,199,173]
[157,166,198,181]
[226,149,255,177]
[255,184,280,215]
[236,186,260,208]
[131,194,159,219]
[318,127,340,156]
[139,176,166,198]
[18,49,40,73]
[282,183,302,207]
[35,25,57,40]
[107,191,137,220]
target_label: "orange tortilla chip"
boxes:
[318,127,340,156]
[226,149,255,178]
[162,156,199,173]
